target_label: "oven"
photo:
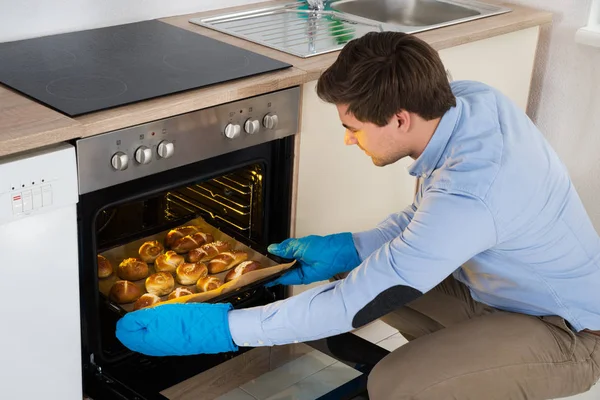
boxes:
[76,87,300,399]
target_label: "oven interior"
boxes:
[85,155,293,399]
[96,163,265,252]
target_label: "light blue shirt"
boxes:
[228,80,600,347]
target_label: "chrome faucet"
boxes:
[306,0,326,11]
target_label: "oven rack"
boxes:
[166,165,263,235]
[166,192,251,233]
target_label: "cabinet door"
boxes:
[439,26,540,111]
[294,80,417,237]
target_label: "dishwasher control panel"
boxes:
[0,143,78,223]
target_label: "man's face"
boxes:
[336,104,411,167]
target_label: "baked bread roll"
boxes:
[109,280,142,304]
[188,241,230,263]
[138,240,165,263]
[165,225,199,247]
[155,250,185,273]
[225,261,262,283]
[167,287,194,300]
[175,262,208,285]
[97,254,113,279]
[118,258,150,281]
[207,251,248,274]
[145,272,175,296]
[171,232,214,254]
[196,276,223,292]
[133,293,161,311]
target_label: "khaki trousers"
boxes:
[365,276,600,400]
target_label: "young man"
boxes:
[116,32,600,399]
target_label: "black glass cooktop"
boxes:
[0,20,291,116]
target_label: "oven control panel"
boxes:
[76,86,300,194]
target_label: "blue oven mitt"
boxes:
[115,303,238,356]
[266,232,361,286]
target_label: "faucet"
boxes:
[306,0,326,11]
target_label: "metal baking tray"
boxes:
[97,216,296,315]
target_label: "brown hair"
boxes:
[316,31,456,126]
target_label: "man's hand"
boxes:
[116,303,238,356]
[266,232,361,286]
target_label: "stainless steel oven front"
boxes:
[75,87,300,400]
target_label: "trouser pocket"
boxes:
[540,315,577,362]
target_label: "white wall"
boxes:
[0,0,262,43]
[507,0,600,231]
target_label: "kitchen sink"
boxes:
[190,0,511,58]
[330,0,481,27]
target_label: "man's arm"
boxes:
[228,190,497,347]
[353,203,417,261]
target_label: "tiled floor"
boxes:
[214,320,404,400]
[215,351,362,400]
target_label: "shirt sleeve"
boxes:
[352,203,417,261]
[228,190,497,347]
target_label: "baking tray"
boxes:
[98,216,296,313]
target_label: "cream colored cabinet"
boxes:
[439,26,540,112]
[294,27,540,240]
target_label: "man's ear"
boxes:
[396,110,411,133]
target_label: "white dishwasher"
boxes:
[0,143,81,400]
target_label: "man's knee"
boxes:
[367,350,420,400]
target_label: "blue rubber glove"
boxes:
[266,232,361,286]
[115,303,238,356]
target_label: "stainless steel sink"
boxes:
[190,0,511,58]
[331,0,481,27]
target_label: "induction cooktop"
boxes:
[0,20,292,116]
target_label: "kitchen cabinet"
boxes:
[291,26,540,294]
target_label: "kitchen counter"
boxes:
[0,0,552,157]
[0,86,82,157]
[165,0,553,81]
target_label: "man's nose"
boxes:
[345,130,357,145]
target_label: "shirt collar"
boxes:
[407,98,462,179]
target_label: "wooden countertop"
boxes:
[0,0,552,157]
[0,86,82,157]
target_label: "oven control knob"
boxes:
[244,119,260,135]
[224,123,242,139]
[134,146,152,165]
[263,113,279,130]
[111,152,129,171]
[157,140,175,159]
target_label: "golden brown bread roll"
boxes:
[138,240,165,263]
[109,280,142,304]
[225,260,263,283]
[155,250,185,273]
[196,276,223,292]
[97,254,113,279]
[171,232,214,254]
[145,272,175,296]
[207,251,248,274]
[165,225,199,247]
[118,258,150,281]
[167,287,194,300]
[188,241,230,263]
[175,262,208,285]
[133,293,161,310]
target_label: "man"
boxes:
[116,32,600,399]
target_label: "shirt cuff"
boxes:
[352,229,387,261]
[228,308,272,347]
